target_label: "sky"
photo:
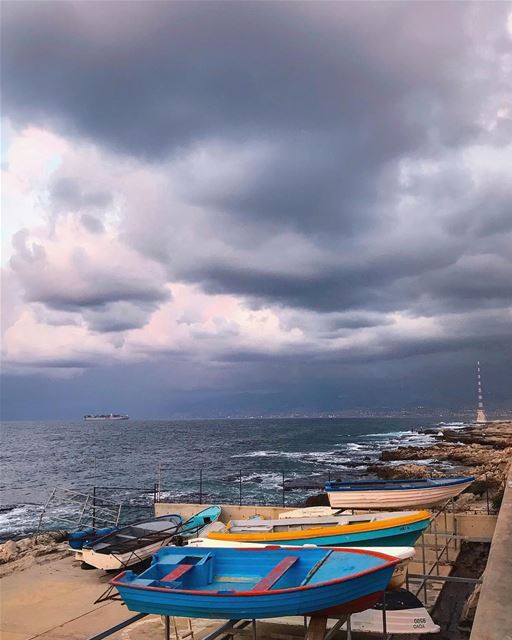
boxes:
[1,1,511,420]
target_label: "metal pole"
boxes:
[486,473,490,514]
[421,531,427,604]
[452,497,458,553]
[86,613,148,640]
[382,591,387,638]
[251,619,257,640]
[200,470,203,505]
[282,470,285,507]
[92,486,96,529]
[433,510,439,576]
[165,616,171,640]
[239,470,242,507]
[346,615,352,640]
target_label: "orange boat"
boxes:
[207,511,431,547]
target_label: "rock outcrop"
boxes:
[368,421,512,509]
[0,531,69,577]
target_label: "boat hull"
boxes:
[207,517,430,548]
[114,585,388,619]
[326,482,473,509]
[112,547,397,619]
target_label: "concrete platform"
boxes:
[470,468,512,640]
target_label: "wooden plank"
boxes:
[252,556,298,591]
[161,564,193,582]
[305,617,328,640]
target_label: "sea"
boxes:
[0,417,466,540]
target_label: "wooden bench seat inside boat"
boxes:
[161,564,194,582]
[252,556,298,591]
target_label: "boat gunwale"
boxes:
[325,476,474,492]
[111,547,400,597]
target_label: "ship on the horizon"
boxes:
[83,413,129,421]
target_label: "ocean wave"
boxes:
[357,430,414,439]
[437,422,468,429]
[231,450,282,458]
[0,504,43,539]
[231,450,353,465]
[240,472,285,489]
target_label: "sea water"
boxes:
[0,417,454,538]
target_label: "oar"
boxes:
[300,550,333,586]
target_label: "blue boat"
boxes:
[112,547,399,619]
[325,476,475,509]
[178,506,222,538]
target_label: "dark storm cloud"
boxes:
[1,1,511,418]
[2,2,507,158]
[3,1,509,244]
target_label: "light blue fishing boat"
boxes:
[178,506,222,538]
[112,546,399,619]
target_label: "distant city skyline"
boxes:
[1,2,511,419]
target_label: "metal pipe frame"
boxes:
[87,613,148,640]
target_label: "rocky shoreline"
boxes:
[367,421,512,510]
[0,530,69,577]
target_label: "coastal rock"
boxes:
[304,493,330,507]
[0,540,18,564]
[35,530,68,544]
[0,530,68,570]
[14,538,34,553]
[366,463,443,480]
[453,493,477,511]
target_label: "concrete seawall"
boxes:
[470,467,512,640]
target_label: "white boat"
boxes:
[187,537,414,590]
[325,476,474,509]
[275,589,439,634]
[341,588,440,634]
[80,514,182,570]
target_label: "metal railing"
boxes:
[155,465,338,507]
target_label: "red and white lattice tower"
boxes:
[475,361,487,423]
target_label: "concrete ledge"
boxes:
[470,468,512,640]
[155,502,293,522]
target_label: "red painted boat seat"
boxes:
[161,564,194,582]
[252,556,298,591]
